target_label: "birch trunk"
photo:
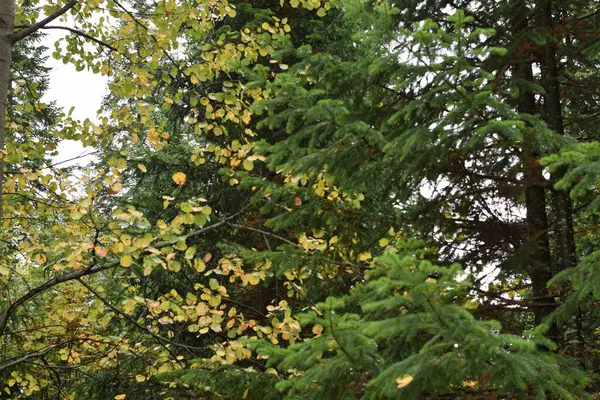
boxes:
[0,0,14,219]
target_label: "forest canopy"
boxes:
[1,0,600,399]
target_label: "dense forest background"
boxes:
[1,0,600,398]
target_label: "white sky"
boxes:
[41,30,107,168]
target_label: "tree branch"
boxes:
[33,25,117,52]
[75,277,188,365]
[227,222,364,270]
[11,0,78,43]
[0,207,247,339]
[0,337,112,372]
[227,222,296,246]
[111,0,190,82]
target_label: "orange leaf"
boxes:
[172,172,186,185]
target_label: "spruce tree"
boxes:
[2,0,600,398]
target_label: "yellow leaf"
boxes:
[396,374,413,388]
[208,295,222,307]
[135,375,146,383]
[242,388,249,399]
[120,255,133,267]
[196,302,209,316]
[115,395,127,400]
[194,259,206,273]
[111,182,123,193]
[246,274,259,286]
[312,324,323,335]
[172,172,186,185]
[113,242,125,253]
[242,159,254,171]
[137,163,147,172]
[200,205,212,215]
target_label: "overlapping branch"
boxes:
[11,0,78,43]
[0,207,247,340]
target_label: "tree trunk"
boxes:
[536,0,577,274]
[535,0,581,355]
[519,81,555,326]
[0,0,14,219]
[511,10,555,327]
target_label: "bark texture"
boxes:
[0,0,14,218]
[536,0,577,274]
[512,9,555,326]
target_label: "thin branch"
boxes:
[0,349,55,372]
[3,192,67,208]
[154,205,248,247]
[228,222,364,270]
[569,8,600,22]
[0,337,111,372]
[221,297,268,319]
[227,223,295,246]
[327,298,357,367]
[75,277,189,365]
[111,0,190,82]
[0,207,248,338]
[6,151,99,174]
[474,288,558,308]
[11,0,78,43]
[36,25,118,52]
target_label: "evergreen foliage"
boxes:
[257,246,588,399]
[2,0,600,399]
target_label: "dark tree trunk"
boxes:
[536,0,577,274]
[511,9,555,326]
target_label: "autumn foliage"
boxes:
[1,0,600,399]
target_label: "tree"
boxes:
[1,0,340,397]
[2,0,600,399]
[232,2,599,395]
